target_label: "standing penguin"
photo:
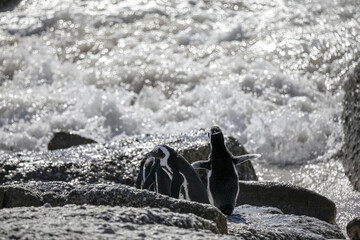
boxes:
[136,157,154,189]
[135,157,171,196]
[192,126,260,215]
[147,145,209,204]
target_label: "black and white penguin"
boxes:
[192,126,260,215]
[147,145,209,204]
[143,157,171,196]
[136,157,155,190]
[135,157,171,196]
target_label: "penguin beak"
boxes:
[145,150,155,159]
[146,147,165,159]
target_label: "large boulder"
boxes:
[0,203,345,240]
[0,205,229,240]
[0,130,257,186]
[0,0,21,11]
[47,132,97,150]
[0,186,42,208]
[228,205,345,240]
[236,181,336,224]
[342,62,360,191]
[0,182,227,234]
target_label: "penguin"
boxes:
[191,126,260,215]
[135,157,171,196]
[146,145,209,204]
[142,157,172,196]
[135,157,155,190]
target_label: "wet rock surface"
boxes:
[228,205,345,240]
[237,181,337,224]
[343,62,360,191]
[0,204,345,240]
[0,130,257,186]
[0,181,227,234]
[0,205,229,240]
[0,131,345,239]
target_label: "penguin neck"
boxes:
[210,141,232,167]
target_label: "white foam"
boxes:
[0,0,358,164]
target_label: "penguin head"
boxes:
[209,126,225,147]
[147,145,173,168]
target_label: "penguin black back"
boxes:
[192,126,260,215]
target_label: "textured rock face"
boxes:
[0,205,231,240]
[0,130,345,239]
[228,205,345,240]
[342,62,360,191]
[0,204,345,240]
[236,181,337,224]
[0,182,227,234]
[0,130,257,186]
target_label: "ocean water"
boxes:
[0,0,359,232]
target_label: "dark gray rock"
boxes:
[0,0,21,12]
[0,204,345,240]
[0,185,43,208]
[0,205,232,240]
[48,132,97,150]
[228,205,345,240]
[347,217,360,240]
[0,181,227,234]
[342,62,360,191]
[236,181,336,224]
[0,130,256,186]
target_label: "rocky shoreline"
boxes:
[0,130,346,239]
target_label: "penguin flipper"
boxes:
[135,160,146,189]
[233,154,261,165]
[142,162,157,190]
[170,172,184,199]
[191,160,211,170]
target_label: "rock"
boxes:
[0,181,227,234]
[347,217,360,240]
[228,205,345,240]
[0,205,232,240]
[0,130,256,186]
[236,181,336,224]
[48,132,97,150]
[0,0,21,11]
[0,204,345,240]
[1,186,43,208]
[342,62,360,191]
